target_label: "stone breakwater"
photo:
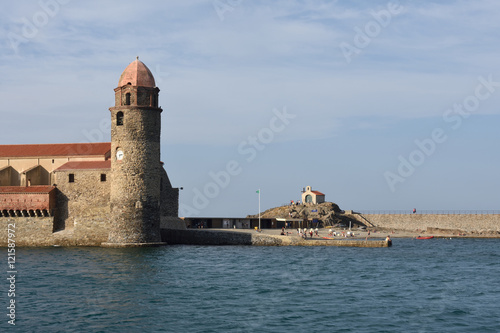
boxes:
[163,229,390,247]
[0,216,187,247]
[0,216,109,247]
[351,214,500,235]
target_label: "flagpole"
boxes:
[258,188,261,231]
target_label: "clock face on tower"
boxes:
[116,150,124,161]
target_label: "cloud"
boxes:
[2,0,500,214]
[2,3,499,101]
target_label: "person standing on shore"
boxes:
[413,208,416,214]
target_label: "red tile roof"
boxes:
[311,191,325,196]
[55,160,111,171]
[118,58,155,87]
[0,186,55,194]
[0,143,111,158]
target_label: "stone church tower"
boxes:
[106,57,164,245]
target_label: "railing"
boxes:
[357,210,500,215]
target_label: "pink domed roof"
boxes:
[118,57,156,87]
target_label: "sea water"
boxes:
[4,238,500,332]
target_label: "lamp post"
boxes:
[257,189,261,231]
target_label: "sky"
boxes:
[1,0,500,217]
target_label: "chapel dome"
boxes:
[118,57,156,88]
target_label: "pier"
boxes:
[163,229,391,247]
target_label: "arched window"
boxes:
[305,195,313,203]
[125,93,131,105]
[117,112,124,126]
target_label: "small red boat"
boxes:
[416,236,434,240]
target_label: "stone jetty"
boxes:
[163,229,391,247]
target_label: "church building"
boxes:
[0,58,180,246]
[301,185,325,205]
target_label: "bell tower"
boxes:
[105,57,164,246]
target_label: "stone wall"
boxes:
[0,168,111,246]
[109,104,163,243]
[163,229,253,245]
[353,214,500,233]
[0,216,111,247]
[160,216,186,230]
[0,216,54,246]
[160,169,179,217]
[115,85,159,108]
[53,169,111,239]
[162,229,389,247]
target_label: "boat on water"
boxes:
[416,236,434,240]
